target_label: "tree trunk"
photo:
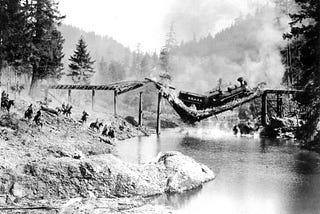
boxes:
[28,69,40,98]
[0,65,2,96]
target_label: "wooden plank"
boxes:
[156,91,162,135]
[118,84,145,95]
[48,80,149,91]
[261,93,267,126]
[276,93,283,117]
[138,92,143,126]
[114,90,118,117]
[263,89,303,94]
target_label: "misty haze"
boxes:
[0,0,319,214]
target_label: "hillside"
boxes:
[59,24,132,70]
[0,99,214,213]
[169,7,288,92]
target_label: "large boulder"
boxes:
[153,151,214,193]
[0,152,215,202]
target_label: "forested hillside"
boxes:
[168,6,288,92]
[59,24,160,85]
[60,24,131,69]
[281,0,320,143]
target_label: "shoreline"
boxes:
[0,101,214,214]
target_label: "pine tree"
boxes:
[0,0,65,96]
[165,22,177,50]
[28,0,65,96]
[0,0,26,67]
[68,37,95,84]
[159,22,177,82]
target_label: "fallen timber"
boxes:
[41,105,59,116]
[46,78,303,125]
[147,78,303,123]
[161,85,264,123]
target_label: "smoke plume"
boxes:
[164,1,291,92]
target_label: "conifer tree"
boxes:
[159,22,177,82]
[28,0,65,96]
[0,0,65,96]
[68,37,95,84]
[0,0,28,67]
[283,0,320,141]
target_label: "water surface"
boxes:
[115,127,320,214]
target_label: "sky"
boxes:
[58,0,272,51]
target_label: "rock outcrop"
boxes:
[0,151,214,213]
[0,100,215,213]
[3,152,214,200]
[260,116,300,138]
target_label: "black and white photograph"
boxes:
[0,0,319,213]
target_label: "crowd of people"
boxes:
[23,100,117,139]
[0,92,118,139]
[89,118,116,139]
[24,104,43,127]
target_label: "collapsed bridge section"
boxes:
[148,78,303,124]
[46,78,303,134]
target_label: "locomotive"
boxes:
[178,77,252,110]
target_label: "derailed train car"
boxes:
[178,77,252,110]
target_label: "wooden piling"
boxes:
[138,92,143,126]
[68,89,71,104]
[14,68,17,100]
[92,90,95,111]
[114,90,118,117]
[261,92,267,126]
[276,93,283,118]
[156,91,162,135]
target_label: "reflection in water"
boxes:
[287,151,320,214]
[156,135,161,155]
[156,187,202,209]
[293,151,319,175]
[260,138,268,153]
[137,136,142,164]
[259,138,285,153]
[116,128,320,214]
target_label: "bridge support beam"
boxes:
[138,91,143,126]
[276,94,283,118]
[68,89,71,104]
[114,90,118,117]
[92,90,95,111]
[261,93,267,126]
[156,91,162,135]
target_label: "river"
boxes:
[115,126,320,214]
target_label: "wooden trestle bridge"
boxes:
[47,80,148,117]
[46,79,303,135]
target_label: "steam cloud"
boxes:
[164,0,291,92]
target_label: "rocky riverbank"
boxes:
[260,116,300,139]
[0,100,215,213]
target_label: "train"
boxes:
[178,78,252,110]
